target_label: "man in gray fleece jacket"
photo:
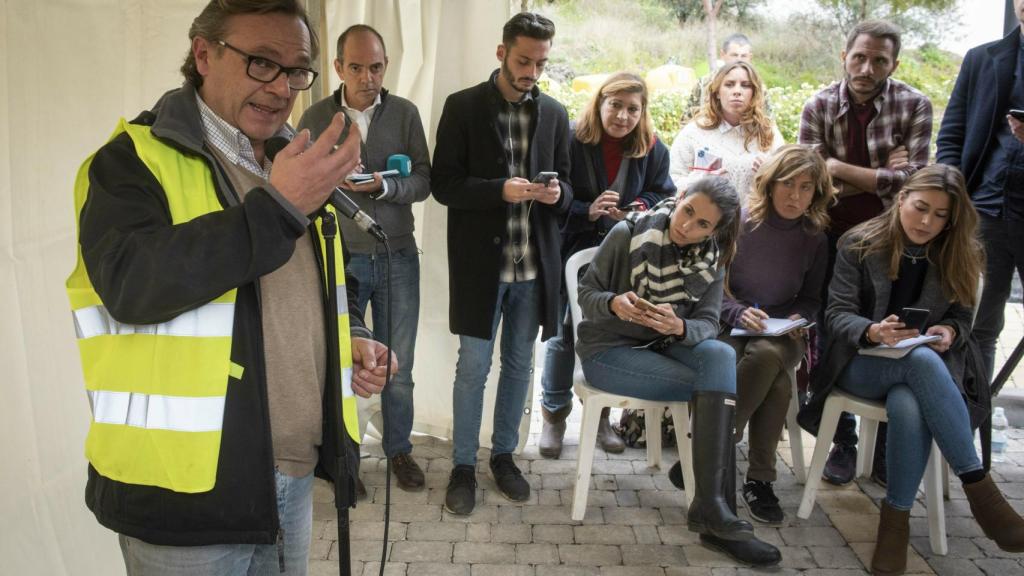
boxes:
[298,24,431,492]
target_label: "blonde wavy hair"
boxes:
[848,164,983,307]
[747,144,837,234]
[574,72,655,158]
[696,61,774,152]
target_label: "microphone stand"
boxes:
[320,206,395,576]
[320,210,353,576]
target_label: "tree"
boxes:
[815,0,959,42]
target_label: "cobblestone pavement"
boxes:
[308,399,1024,576]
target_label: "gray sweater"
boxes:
[298,87,431,254]
[576,221,725,360]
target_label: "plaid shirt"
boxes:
[798,78,932,201]
[196,94,291,179]
[496,90,538,283]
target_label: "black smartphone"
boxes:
[899,307,929,332]
[620,201,644,212]
[531,171,558,185]
[1009,109,1024,121]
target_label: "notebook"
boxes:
[729,317,809,337]
[858,334,942,359]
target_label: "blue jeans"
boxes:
[974,214,1024,383]
[837,347,983,510]
[119,470,314,575]
[580,339,736,401]
[540,298,575,412]
[452,280,540,466]
[348,249,420,456]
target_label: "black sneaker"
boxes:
[741,479,784,525]
[444,464,477,515]
[822,443,857,486]
[489,453,530,502]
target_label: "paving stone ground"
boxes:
[309,302,1024,575]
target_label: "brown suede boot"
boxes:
[871,501,910,576]
[539,405,571,458]
[964,473,1024,552]
[597,407,625,453]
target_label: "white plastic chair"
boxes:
[565,247,696,520]
[797,389,948,555]
[785,366,807,484]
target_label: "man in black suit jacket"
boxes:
[431,12,572,516]
[937,2,1024,383]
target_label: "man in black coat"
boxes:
[937,3,1024,383]
[431,11,572,516]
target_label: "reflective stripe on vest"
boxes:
[66,118,359,494]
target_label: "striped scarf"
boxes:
[624,198,719,304]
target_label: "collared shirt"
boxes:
[196,94,288,179]
[798,78,933,201]
[339,84,381,144]
[492,73,537,283]
[339,84,391,200]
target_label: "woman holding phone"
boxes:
[800,165,1024,575]
[539,72,675,458]
[575,177,781,566]
[669,61,782,202]
[718,145,835,524]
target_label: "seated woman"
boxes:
[803,165,1024,575]
[540,72,675,458]
[669,61,782,203]
[719,144,834,525]
[576,177,780,567]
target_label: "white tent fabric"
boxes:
[1,1,520,573]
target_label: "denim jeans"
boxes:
[540,297,575,413]
[580,339,736,401]
[452,280,540,466]
[348,249,420,456]
[837,347,983,510]
[119,470,314,575]
[973,214,1024,383]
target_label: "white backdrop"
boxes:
[0,1,519,573]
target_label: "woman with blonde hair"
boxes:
[669,61,782,201]
[540,72,675,458]
[717,144,836,525]
[800,165,1024,575]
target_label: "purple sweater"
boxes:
[721,209,828,328]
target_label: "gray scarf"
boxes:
[624,197,720,303]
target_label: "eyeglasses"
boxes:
[216,40,318,91]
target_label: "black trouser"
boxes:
[974,213,1024,383]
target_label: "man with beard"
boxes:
[798,19,933,488]
[432,11,572,515]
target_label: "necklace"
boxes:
[902,246,927,264]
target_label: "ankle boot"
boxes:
[597,407,625,453]
[687,391,754,541]
[539,405,571,459]
[964,473,1024,552]
[871,501,910,576]
[699,444,780,566]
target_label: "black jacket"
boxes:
[560,135,675,260]
[431,74,573,340]
[78,85,367,546]
[937,28,1020,193]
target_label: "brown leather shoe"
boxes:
[540,405,571,459]
[390,453,425,491]
[597,407,625,453]
[964,473,1024,552]
[871,501,910,576]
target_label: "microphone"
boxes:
[265,136,387,242]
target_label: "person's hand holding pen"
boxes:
[739,303,769,332]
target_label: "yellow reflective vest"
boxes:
[67,118,360,494]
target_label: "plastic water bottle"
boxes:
[992,407,1009,463]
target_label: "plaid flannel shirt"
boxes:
[798,78,933,202]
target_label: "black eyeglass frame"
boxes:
[215,39,318,91]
